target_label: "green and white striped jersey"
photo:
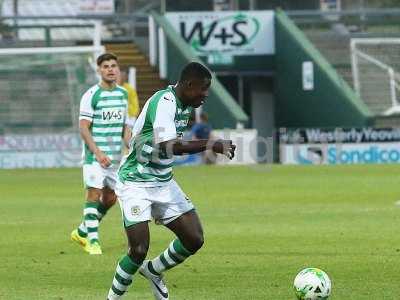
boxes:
[79,84,128,165]
[118,85,192,185]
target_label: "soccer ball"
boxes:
[293,267,331,300]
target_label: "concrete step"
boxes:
[137,81,166,90]
[118,59,150,67]
[105,42,168,107]
[105,43,140,50]
[117,53,147,60]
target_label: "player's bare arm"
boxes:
[79,119,111,168]
[123,125,132,148]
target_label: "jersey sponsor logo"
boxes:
[177,108,191,115]
[175,119,189,128]
[101,108,124,123]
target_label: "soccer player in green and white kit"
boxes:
[70,53,130,255]
[107,62,236,300]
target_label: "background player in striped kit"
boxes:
[70,53,131,255]
[107,62,236,299]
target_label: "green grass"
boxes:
[1,164,400,299]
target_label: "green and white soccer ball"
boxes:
[293,267,331,300]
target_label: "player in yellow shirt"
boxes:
[118,68,140,128]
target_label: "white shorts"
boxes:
[82,162,118,190]
[115,179,195,227]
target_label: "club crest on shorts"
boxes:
[131,205,141,216]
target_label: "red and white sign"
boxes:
[79,0,114,14]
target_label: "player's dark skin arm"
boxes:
[159,139,236,159]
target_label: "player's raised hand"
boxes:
[212,139,236,160]
[95,150,112,167]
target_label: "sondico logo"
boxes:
[180,13,260,53]
[328,146,400,164]
[296,146,324,165]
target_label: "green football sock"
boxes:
[149,239,193,274]
[83,201,100,244]
[108,255,140,299]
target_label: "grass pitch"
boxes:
[1,165,400,299]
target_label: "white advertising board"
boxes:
[0,133,82,169]
[166,11,275,57]
[212,129,258,164]
[79,0,114,14]
[281,142,400,165]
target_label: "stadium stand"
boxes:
[105,43,167,108]
[294,16,400,117]
[1,0,110,41]
[0,53,96,134]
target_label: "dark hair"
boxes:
[179,62,212,82]
[97,53,118,66]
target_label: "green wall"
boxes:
[199,55,274,72]
[275,10,373,128]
